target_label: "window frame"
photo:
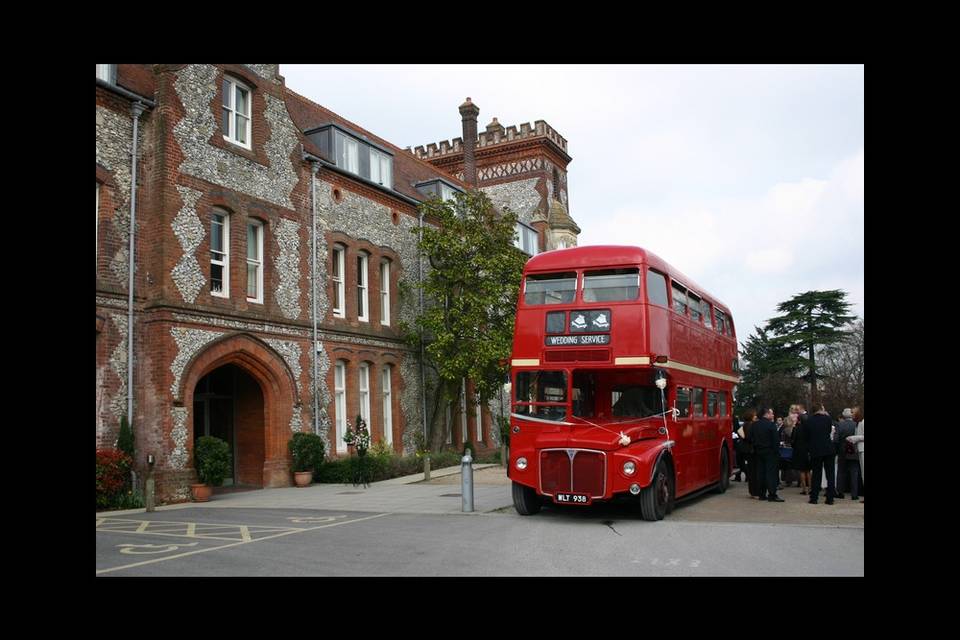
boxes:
[210,210,230,298]
[331,245,346,318]
[676,386,692,418]
[514,221,539,256]
[359,362,371,432]
[335,130,360,175]
[334,361,347,453]
[246,220,264,304]
[582,268,640,303]
[222,76,252,150]
[357,251,369,322]
[382,365,393,446]
[671,282,688,316]
[380,259,391,326]
[646,268,670,308]
[96,64,117,84]
[369,146,393,189]
[688,291,703,323]
[692,388,705,417]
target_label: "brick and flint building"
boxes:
[96,64,581,502]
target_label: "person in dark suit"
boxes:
[754,407,784,502]
[740,409,758,498]
[806,404,836,504]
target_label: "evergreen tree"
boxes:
[765,290,855,407]
[405,190,527,453]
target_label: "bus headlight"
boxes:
[516,457,528,471]
[623,461,636,476]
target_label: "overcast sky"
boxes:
[281,64,864,343]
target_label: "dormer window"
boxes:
[369,147,393,189]
[222,76,252,149]
[415,179,463,203]
[96,64,117,84]
[306,124,395,189]
[335,130,359,174]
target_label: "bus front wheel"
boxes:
[640,459,673,521]
[512,481,542,515]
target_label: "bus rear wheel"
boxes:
[640,459,672,521]
[714,447,730,494]
[512,481,542,515]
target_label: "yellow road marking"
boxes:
[239,526,251,543]
[136,521,150,533]
[96,512,391,575]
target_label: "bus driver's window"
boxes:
[572,371,596,417]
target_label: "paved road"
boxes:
[97,464,863,576]
[97,504,862,577]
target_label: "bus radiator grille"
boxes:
[540,450,606,497]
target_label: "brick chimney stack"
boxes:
[459,97,480,188]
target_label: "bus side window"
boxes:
[646,269,669,307]
[702,300,713,329]
[707,391,719,417]
[672,283,688,315]
[692,388,704,417]
[676,386,691,418]
[689,292,702,323]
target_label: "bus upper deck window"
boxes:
[583,268,639,302]
[524,272,577,305]
[646,269,669,307]
[689,292,703,322]
[672,283,688,315]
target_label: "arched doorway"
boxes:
[193,363,265,488]
[178,333,300,489]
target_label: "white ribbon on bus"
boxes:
[510,404,679,448]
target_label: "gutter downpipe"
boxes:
[419,209,427,447]
[127,101,146,426]
[310,159,321,435]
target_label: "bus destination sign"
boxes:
[545,334,611,346]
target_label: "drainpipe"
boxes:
[419,209,427,446]
[126,102,145,426]
[310,159,321,436]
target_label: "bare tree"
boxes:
[818,318,864,414]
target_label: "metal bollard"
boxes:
[461,452,474,512]
[146,454,156,513]
[424,454,431,481]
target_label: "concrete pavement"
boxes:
[102,462,863,530]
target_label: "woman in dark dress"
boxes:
[779,413,799,487]
[789,405,812,495]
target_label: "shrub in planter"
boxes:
[97,448,133,509]
[194,436,232,486]
[289,432,325,474]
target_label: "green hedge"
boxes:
[315,449,502,484]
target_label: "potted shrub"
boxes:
[191,436,232,502]
[289,432,325,487]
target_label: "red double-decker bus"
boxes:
[508,245,740,520]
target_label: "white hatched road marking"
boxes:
[96,512,391,575]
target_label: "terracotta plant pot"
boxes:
[294,471,313,487]
[191,483,212,502]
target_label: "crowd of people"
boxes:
[732,403,864,504]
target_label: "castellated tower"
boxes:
[407,98,580,253]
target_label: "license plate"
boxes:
[553,492,592,505]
